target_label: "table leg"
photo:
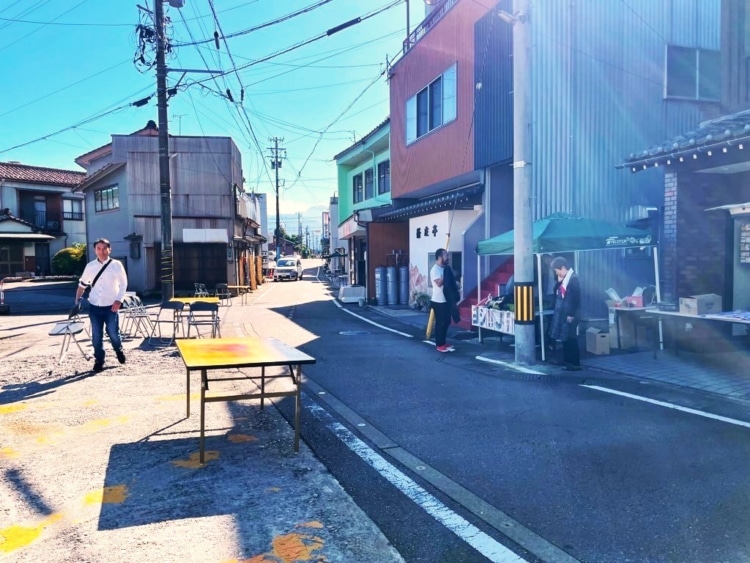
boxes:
[260,366,265,410]
[186,368,190,417]
[294,364,300,453]
[617,309,622,350]
[200,369,206,464]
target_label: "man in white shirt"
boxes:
[430,248,454,353]
[75,238,128,373]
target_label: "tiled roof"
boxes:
[622,109,750,170]
[0,161,85,187]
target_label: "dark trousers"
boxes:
[89,304,123,363]
[431,301,450,347]
[563,332,580,368]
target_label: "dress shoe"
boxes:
[116,349,126,364]
[93,361,104,373]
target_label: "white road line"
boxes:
[476,356,545,375]
[582,385,750,429]
[333,300,413,338]
[306,402,528,563]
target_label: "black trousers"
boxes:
[431,301,450,347]
[563,322,580,367]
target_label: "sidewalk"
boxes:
[0,289,403,562]
[366,304,750,402]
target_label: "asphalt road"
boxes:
[276,261,750,562]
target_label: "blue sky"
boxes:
[0,0,426,238]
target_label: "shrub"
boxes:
[52,243,87,276]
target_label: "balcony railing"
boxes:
[63,211,84,221]
[402,0,459,54]
[20,210,62,231]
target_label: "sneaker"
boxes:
[116,349,126,364]
[93,361,104,373]
[436,345,451,353]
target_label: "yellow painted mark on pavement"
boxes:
[0,447,18,459]
[0,404,27,415]
[0,513,62,554]
[227,433,257,443]
[80,415,130,431]
[229,522,326,563]
[83,400,98,406]
[84,484,129,505]
[171,450,219,468]
[267,487,281,493]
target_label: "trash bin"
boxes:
[399,266,409,305]
[386,266,398,306]
[375,266,387,306]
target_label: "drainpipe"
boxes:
[360,147,376,297]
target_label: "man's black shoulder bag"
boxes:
[81,259,112,300]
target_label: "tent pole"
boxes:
[653,246,663,350]
[537,253,545,361]
[477,253,482,343]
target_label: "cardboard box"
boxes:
[678,293,722,316]
[586,328,610,355]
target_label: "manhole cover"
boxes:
[339,330,370,335]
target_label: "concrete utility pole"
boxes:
[511,0,535,365]
[269,138,285,260]
[154,0,174,301]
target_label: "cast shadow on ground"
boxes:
[97,398,299,531]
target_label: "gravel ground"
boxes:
[0,287,404,563]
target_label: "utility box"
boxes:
[586,328,610,355]
[679,294,722,316]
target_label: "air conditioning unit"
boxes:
[46,221,60,230]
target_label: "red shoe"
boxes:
[436,345,450,353]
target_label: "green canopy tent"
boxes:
[475,213,660,360]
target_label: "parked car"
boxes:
[274,257,302,281]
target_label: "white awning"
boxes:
[0,233,55,240]
[705,202,750,216]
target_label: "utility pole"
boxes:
[154,0,174,301]
[511,0,535,364]
[269,137,285,261]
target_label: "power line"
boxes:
[0,96,150,154]
[0,0,91,52]
[173,0,335,47]
[189,0,402,88]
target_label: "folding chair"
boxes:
[121,295,154,338]
[186,301,221,338]
[194,283,210,298]
[215,283,232,307]
[49,304,91,364]
[148,301,186,345]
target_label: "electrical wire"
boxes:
[173,0,335,47]
[0,58,132,119]
[0,0,90,52]
[189,0,402,88]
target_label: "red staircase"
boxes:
[455,259,514,330]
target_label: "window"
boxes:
[352,174,363,204]
[665,46,720,101]
[377,160,390,194]
[364,168,374,200]
[63,199,83,221]
[406,64,457,144]
[94,185,119,212]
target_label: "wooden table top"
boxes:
[176,337,316,370]
[170,297,220,305]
